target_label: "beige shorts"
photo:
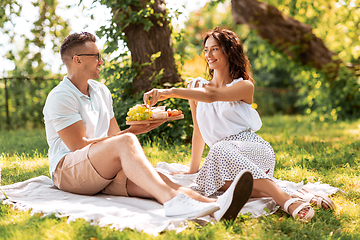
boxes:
[53,143,129,196]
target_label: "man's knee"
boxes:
[114,132,139,146]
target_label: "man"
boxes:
[43,32,253,221]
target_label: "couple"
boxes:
[43,29,335,223]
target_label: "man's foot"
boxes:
[214,170,253,221]
[164,193,220,219]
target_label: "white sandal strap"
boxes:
[291,202,311,219]
[299,191,323,208]
[301,186,336,210]
[283,198,302,213]
[283,197,314,222]
[299,192,314,202]
[316,197,323,208]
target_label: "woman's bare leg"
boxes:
[157,172,216,203]
[253,179,308,217]
[218,178,308,217]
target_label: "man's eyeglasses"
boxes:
[73,53,102,62]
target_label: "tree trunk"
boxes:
[231,0,341,76]
[114,0,181,93]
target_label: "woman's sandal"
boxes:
[283,198,315,222]
[299,186,336,210]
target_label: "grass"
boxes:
[0,114,359,239]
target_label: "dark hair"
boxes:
[60,32,96,63]
[202,27,254,84]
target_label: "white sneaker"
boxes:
[214,170,253,221]
[164,193,220,219]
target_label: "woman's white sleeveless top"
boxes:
[187,77,262,146]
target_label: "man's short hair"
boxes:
[60,32,96,64]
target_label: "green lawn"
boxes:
[0,115,359,239]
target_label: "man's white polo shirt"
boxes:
[43,76,114,178]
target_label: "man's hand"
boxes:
[127,121,165,135]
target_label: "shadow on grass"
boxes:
[0,128,48,158]
[1,164,50,186]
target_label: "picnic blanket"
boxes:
[0,162,340,236]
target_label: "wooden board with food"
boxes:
[126,114,184,125]
[125,104,183,125]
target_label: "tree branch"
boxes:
[231,0,341,76]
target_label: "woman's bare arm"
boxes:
[143,80,254,107]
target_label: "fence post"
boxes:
[4,78,11,130]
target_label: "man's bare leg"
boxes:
[87,133,220,219]
[88,133,177,204]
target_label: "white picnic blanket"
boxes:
[0,162,340,235]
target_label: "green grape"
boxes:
[127,104,152,121]
[144,112,150,120]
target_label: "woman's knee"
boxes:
[211,141,230,153]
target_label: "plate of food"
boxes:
[125,104,184,125]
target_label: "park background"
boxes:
[0,0,359,239]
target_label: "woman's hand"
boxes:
[143,88,171,107]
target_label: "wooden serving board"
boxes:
[126,114,184,125]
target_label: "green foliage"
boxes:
[1,116,360,239]
[0,0,21,29]
[0,0,70,130]
[96,0,174,56]
[265,0,360,64]
[3,0,70,77]
[293,65,360,121]
[0,77,61,130]
[179,1,304,115]
[260,0,360,120]
[179,0,360,120]
[96,0,193,143]
[103,55,193,144]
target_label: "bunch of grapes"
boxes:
[126,104,152,121]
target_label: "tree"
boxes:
[231,0,341,76]
[178,0,359,119]
[96,0,190,143]
[98,0,181,93]
[1,0,70,77]
[0,0,70,129]
[179,1,304,115]
[1,0,20,27]
[231,0,360,76]
[230,0,360,119]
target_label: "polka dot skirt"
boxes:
[195,131,276,197]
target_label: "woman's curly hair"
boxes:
[202,27,254,84]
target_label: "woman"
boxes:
[144,27,335,221]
